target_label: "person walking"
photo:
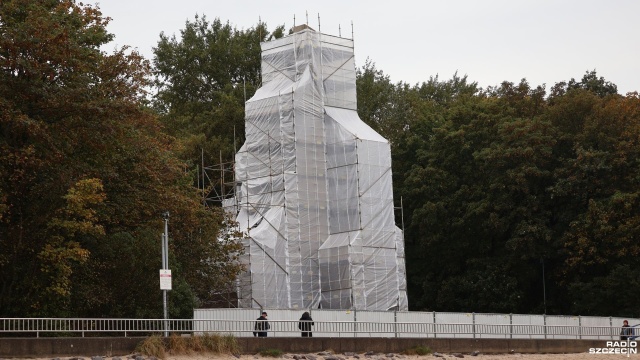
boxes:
[621,320,632,340]
[298,311,314,337]
[253,311,270,337]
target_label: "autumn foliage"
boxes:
[2,1,639,318]
[356,64,640,316]
[0,0,243,317]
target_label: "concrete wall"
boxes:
[0,337,146,358]
[0,337,610,358]
[239,337,605,354]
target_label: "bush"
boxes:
[137,333,240,358]
[136,335,166,359]
[259,348,284,357]
[168,334,189,354]
[402,345,432,356]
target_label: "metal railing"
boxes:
[0,318,193,337]
[0,318,629,339]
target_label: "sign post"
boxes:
[160,269,172,290]
[161,211,171,337]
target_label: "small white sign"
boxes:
[159,269,172,290]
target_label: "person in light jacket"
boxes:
[298,311,314,337]
[621,320,632,340]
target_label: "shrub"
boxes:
[259,348,284,357]
[136,333,240,358]
[168,334,189,354]
[402,345,432,356]
[136,335,166,359]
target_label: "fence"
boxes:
[194,309,637,340]
[1,309,637,340]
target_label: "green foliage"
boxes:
[0,1,243,317]
[355,62,637,316]
[402,345,432,355]
[1,0,637,319]
[153,16,284,184]
[259,348,284,357]
[37,178,105,311]
[569,264,640,317]
[568,70,619,97]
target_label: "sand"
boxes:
[113,352,640,360]
[163,353,640,360]
[12,352,640,360]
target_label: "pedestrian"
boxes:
[253,311,270,337]
[298,311,314,337]
[621,320,632,340]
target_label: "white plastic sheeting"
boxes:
[230,27,408,311]
[511,314,546,339]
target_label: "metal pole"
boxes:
[162,212,169,337]
[541,258,547,314]
[161,232,166,269]
[400,196,405,234]
[201,149,205,206]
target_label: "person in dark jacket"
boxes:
[253,311,270,337]
[298,311,314,337]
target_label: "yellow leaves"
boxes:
[38,237,90,297]
[49,178,106,238]
[38,178,105,299]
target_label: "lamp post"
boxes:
[161,211,171,337]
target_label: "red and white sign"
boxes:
[159,269,172,290]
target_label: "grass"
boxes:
[259,348,284,357]
[136,335,166,359]
[402,345,432,356]
[136,333,241,359]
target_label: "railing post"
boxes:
[472,312,476,339]
[510,313,513,339]
[353,309,357,338]
[394,310,398,338]
[578,315,582,340]
[433,311,437,338]
[610,316,613,340]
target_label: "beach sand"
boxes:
[12,351,640,360]
[164,353,640,360]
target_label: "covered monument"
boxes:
[225,25,408,310]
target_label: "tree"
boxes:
[549,70,618,100]
[400,78,563,313]
[548,93,640,316]
[356,59,405,143]
[153,16,284,199]
[0,0,242,317]
[399,70,639,315]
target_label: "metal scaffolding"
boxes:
[224,26,407,311]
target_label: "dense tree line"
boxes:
[357,64,640,316]
[0,0,243,317]
[156,14,640,317]
[2,1,638,318]
[153,16,284,178]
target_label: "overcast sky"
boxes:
[98,0,639,94]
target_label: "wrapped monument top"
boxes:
[231,26,408,310]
